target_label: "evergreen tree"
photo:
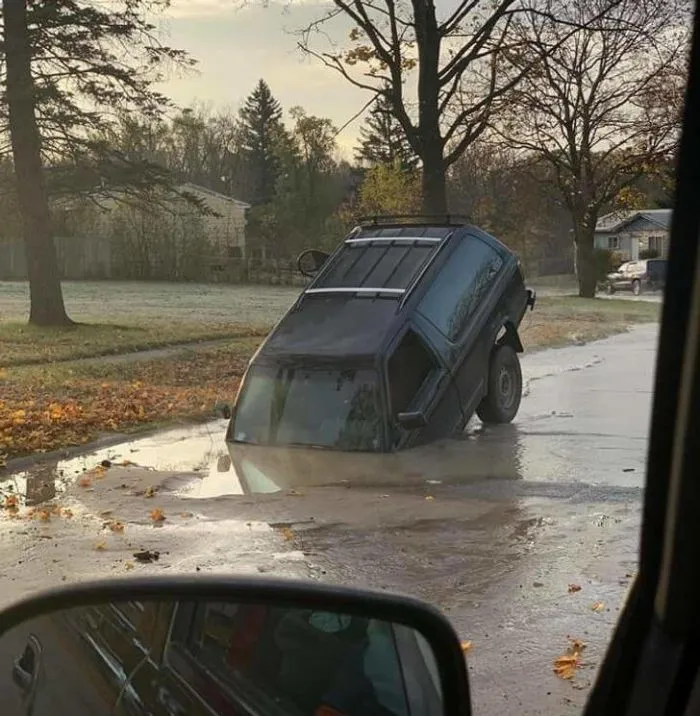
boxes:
[355,92,418,171]
[238,79,286,204]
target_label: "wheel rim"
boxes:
[498,365,517,411]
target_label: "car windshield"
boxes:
[233,366,383,451]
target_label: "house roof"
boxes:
[595,209,672,234]
[179,182,250,209]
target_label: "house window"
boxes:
[648,236,664,255]
[607,236,620,250]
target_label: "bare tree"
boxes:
[493,0,689,297]
[298,0,624,215]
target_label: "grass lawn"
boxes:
[0,295,660,464]
[520,296,661,351]
[0,322,269,367]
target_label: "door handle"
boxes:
[156,686,187,716]
[12,634,42,696]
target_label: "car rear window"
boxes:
[233,366,383,451]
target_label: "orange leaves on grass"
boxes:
[0,346,248,460]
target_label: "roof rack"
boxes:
[358,214,471,227]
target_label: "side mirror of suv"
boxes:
[397,411,428,430]
[297,249,330,278]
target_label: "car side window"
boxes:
[388,330,438,416]
[165,602,414,716]
[418,236,503,342]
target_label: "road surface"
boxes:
[0,324,658,715]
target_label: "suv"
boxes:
[605,258,667,295]
[226,216,535,453]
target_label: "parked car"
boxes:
[604,258,667,295]
[226,216,535,454]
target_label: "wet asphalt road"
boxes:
[0,324,658,715]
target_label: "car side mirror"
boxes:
[297,248,330,278]
[0,577,472,716]
[398,411,428,430]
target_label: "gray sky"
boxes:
[157,0,369,155]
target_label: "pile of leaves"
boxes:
[0,340,258,462]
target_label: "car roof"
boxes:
[257,222,513,364]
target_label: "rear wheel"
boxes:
[632,279,641,296]
[477,345,523,424]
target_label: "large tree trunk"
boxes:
[4,0,71,326]
[421,151,448,214]
[414,0,448,216]
[575,227,598,298]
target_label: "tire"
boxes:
[632,279,641,296]
[476,345,523,424]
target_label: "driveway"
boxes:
[0,325,658,715]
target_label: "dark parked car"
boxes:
[226,216,535,453]
[604,258,667,295]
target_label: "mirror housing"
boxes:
[0,577,471,716]
[297,248,330,278]
[398,411,428,430]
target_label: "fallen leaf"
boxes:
[553,654,580,680]
[124,561,135,570]
[288,489,304,497]
[591,601,605,613]
[149,508,166,523]
[78,476,92,488]
[145,486,156,498]
[180,512,193,519]
[133,549,160,563]
[94,541,106,551]
[568,584,582,594]
[3,495,19,510]
[38,509,51,522]
[425,495,435,501]
[553,638,586,680]
[62,508,73,518]
[281,527,295,542]
[107,520,125,533]
[460,640,473,653]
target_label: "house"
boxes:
[594,209,671,261]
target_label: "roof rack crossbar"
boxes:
[305,287,405,296]
[345,236,443,245]
[358,214,471,227]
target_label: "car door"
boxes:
[416,234,506,419]
[385,327,462,449]
[124,601,295,716]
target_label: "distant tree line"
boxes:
[0,0,689,325]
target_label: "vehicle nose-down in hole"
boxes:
[226,215,535,453]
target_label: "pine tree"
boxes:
[355,93,418,171]
[238,79,286,205]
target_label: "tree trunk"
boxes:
[575,227,598,298]
[421,155,448,214]
[413,0,448,216]
[4,0,71,326]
